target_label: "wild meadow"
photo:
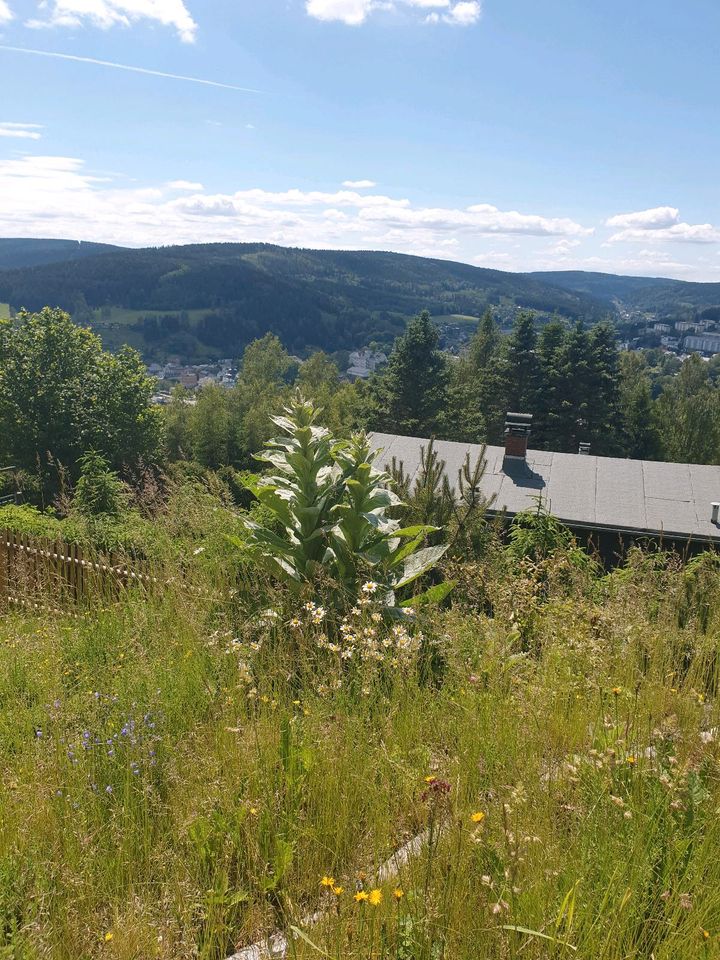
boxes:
[1,400,720,960]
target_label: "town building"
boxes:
[684,333,720,355]
[346,348,388,380]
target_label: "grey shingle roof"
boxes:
[369,432,720,544]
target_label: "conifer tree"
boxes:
[553,321,593,452]
[501,312,540,422]
[585,322,621,455]
[535,319,567,450]
[446,310,505,443]
[370,310,448,436]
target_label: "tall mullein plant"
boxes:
[240,398,451,609]
[331,433,448,606]
[240,397,343,584]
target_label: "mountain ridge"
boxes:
[2,240,719,359]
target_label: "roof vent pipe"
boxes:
[712,503,720,525]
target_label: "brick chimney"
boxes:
[504,412,532,460]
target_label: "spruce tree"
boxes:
[585,322,621,455]
[371,310,448,436]
[446,310,505,443]
[535,320,567,450]
[554,321,593,453]
[501,312,540,421]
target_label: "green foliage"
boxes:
[369,311,448,437]
[237,395,448,607]
[654,353,720,464]
[72,451,128,519]
[0,503,65,539]
[507,496,592,569]
[0,307,163,494]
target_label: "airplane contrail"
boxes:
[0,45,263,93]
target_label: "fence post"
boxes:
[0,528,7,610]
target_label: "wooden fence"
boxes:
[0,529,157,611]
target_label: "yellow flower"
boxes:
[702,929,710,940]
[368,889,383,906]
[424,775,437,784]
[332,886,344,896]
[104,932,114,942]
[612,687,622,696]
[320,876,336,887]
[393,888,404,900]
[627,756,636,766]
[470,811,486,824]
[354,891,369,903]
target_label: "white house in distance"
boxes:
[346,348,388,381]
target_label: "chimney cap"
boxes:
[504,411,532,437]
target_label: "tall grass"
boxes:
[0,543,719,959]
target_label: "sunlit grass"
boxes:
[1,550,719,959]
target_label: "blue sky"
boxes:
[1,0,720,280]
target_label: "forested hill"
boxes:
[0,242,606,358]
[3,241,720,359]
[0,239,121,270]
[530,270,720,318]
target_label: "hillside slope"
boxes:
[4,242,720,359]
[0,238,121,271]
[530,269,720,317]
[0,242,607,358]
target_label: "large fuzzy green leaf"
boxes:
[394,543,449,589]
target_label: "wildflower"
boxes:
[470,811,486,824]
[289,618,302,629]
[368,889,383,906]
[679,893,693,911]
[491,900,510,915]
[702,929,711,940]
[361,581,378,594]
[393,888,404,900]
[421,777,451,802]
[626,756,636,766]
[332,886,344,896]
[320,876,336,887]
[354,891,369,903]
[104,932,114,942]
[612,687,622,696]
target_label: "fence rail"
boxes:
[0,529,157,610]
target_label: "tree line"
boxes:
[2,307,720,510]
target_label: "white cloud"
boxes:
[0,1,13,24]
[605,205,720,244]
[443,1,481,25]
[26,0,198,42]
[306,0,376,25]
[342,179,377,188]
[0,154,592,260]
[606,206,680,230]
[306,0,480,26]
[168,179,204,191]
[0,122,43,140]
